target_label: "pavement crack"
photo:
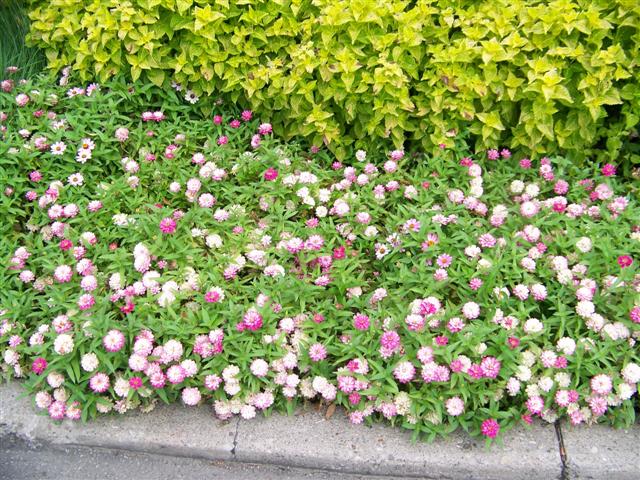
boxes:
[230,416,240,457]
[554,421,570,480]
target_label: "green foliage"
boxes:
[0,0,45,78]
[26,0,640,164]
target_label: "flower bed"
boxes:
[1,76,639,441]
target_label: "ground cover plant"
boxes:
[1,75,639,442]
[25,0,640,168]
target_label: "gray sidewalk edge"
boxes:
[2,381,635,479]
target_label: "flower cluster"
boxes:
[1,76,639,440]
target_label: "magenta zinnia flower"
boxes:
[159,217,177,234]
[264,168,278,181]
[617,255,633,268]
[519,158,532,169]
[31,357,48,375]
[242,309,263,331]
[481,418,500,438]
[129,376,143,390]
[601,163,616,176]
[353,313,370,331]
[205,289,222,303]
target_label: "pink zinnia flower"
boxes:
[393,361,416,383]
[487,149,499,160]
[588,396,608,417]
[447,317,465,333]
[204,374,222,390]
[103,329,125,352]
[478,233,496,248]
[66,401,81,420]
[54,265,73,283]
[467,364,483,379]
[353,313,370,331]
[182,387,202,406]
[15,93,30,107]
[554,390,571,408]
[77,294,95,310]
[446,397,465,416]
[258,123,272,135]
[436,254,452,268]
[309,343,327,362]
[462,302,480,319]
[166,365,186,384]
[149,372,166,389]
[115,127,129,142]
[89,372,110,393]
[526,396,545,415]
[48,400,66,420]
[480,357,501,378]
[590,374,612,395]
[380,331,401,351]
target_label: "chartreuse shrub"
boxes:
[1,73,640,441]
[22,0,640,154]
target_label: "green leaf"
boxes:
[147,69,165,87]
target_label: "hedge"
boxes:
[27,0,640,163]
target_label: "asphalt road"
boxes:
[0,432,411,480]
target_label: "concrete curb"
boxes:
[1,382,637,479]
[559,422,640,480]
[234,410,561,479]
[0,382,236,462]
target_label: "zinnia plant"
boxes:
[0,74,639,442]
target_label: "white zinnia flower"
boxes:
[54,334,74,355]
[575,237,592,253]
